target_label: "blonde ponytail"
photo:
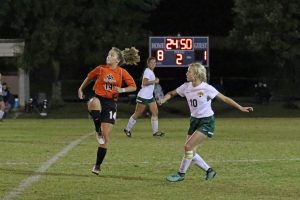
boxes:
[112,47,140,66]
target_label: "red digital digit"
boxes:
[166,39,171,50]
[180,39,186,49]
[166,38,177,50]
[157,50,164,61]
[204,50,207,60]
[176,54,183,65]
[186,38,192,50]
[180,38,193,50]
[175,38,179,49]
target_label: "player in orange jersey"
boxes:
[78,47,140,175]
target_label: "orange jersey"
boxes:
[87,65,136,99]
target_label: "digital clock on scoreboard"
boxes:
[149,36,209,67]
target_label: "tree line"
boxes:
[0,0,299,102]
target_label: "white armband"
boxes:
[121,88,126,93]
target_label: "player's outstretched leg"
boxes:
[205,168,216,181]
[166,173,185,182]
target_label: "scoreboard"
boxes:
[149,36,209,67]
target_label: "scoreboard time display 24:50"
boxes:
[149,36,209,67]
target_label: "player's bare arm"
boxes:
[158,90,177,105]
[114,86,137,93]
[216,93,253,112]
[78,77,93,99]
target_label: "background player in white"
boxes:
[158,63,253,182]
[124,57,165,137]
[0,73,6,121]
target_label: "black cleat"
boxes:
[123,129,132,137]
[153,131,165,137]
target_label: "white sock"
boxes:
[151,116,159,134]
[179,150,193,174]
[0,110,4,119]
[192,153,210,171]
[125,116,136,131]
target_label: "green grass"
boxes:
[7,98,300,119]
[0,118,299,200]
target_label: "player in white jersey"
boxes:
[124,57,165,137]
[0,73,6,121]
[158,63,253,182]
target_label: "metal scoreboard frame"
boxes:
[149,36,209,67]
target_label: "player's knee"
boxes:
[150,107,158,117]
[184,144,193,152]
[132,112,141,119]
[88,97,101,111]
[184,150,193,160]
[99,143,108,148]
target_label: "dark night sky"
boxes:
[148,0,234,36]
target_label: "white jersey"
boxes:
[176,82,219,118]
[137,68,156,99]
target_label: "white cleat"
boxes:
[96,132,105,145]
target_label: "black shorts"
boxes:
[188,116,215,137]
[95,95,117,124]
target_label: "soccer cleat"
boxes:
[123,129,132,137]
[91,165,101,175]
[153,131,165,137]
[96,132,105,145]
[166,174,185,182]
[205,168,216,181]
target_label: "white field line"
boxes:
[1,132,93,200]
[210,158,300,163]
[1,157,299,166]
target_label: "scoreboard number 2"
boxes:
[176,54,183,65]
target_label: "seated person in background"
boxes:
[254,82,272,104]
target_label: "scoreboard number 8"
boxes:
[157,50,164,61]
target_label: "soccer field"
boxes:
[0,118,299,200]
